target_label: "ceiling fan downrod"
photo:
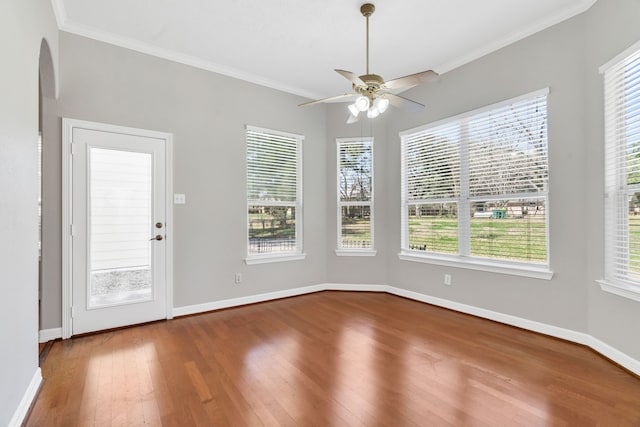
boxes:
[297,1,434,123]
[360,3,375,76]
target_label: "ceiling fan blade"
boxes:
[386,93,425,113]
[299,93,359,107]
[335,69,366,87]
[346,113,360,124]
[383,70,439,90]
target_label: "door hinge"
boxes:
[70,142,78,156]
[71,306,75,318]
[70,224,75,236]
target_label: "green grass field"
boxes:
[409,216,547,262]
[248,213,295,239]
[339,215,546,261]
[250,211,640,269]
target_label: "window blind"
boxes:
[246,126,303,257]
[405,122,461,201]
[247,129,299,202]
[603,44,640,287]
[401,90,549,265]
[467,97,548,198]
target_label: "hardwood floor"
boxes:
[27,291,640,426]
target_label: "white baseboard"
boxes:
[324,283,389,292]
[587,335,640,375]
[385,286,591,345]
[39,327,62,343]
[384,285,637,376]
[172,284,326,317]
[8,368,42,427]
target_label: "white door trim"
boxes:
[62,118,173,339]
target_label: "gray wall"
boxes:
[383,8,589,333]
[38,0,640,368]
[0,0,58,424]
[584,0,640,357]
[2,0,636,422]
[375,0,640,359]
[325,109,391,285]
[41,33,327,328]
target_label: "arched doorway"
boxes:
[38,38,56,359]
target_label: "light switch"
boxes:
[174,193,186,204]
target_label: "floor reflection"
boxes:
[31,292,640,426]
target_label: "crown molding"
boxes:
[434,0,598,75]
[56,20,323,100]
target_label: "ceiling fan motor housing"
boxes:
[355,73,384,99]
[297,2,431,118]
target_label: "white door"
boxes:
[70,124,169,335]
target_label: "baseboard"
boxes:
[39,327,62,343]
[168,282,640,376]
[587,335,640,376]
[172,284,326,317]
[324,283,389,292]
[385,286,591,345]
[384,285,638,376]
[8,368,42,427]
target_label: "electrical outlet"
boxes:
[234,273,242,284]
[444,274,452,286]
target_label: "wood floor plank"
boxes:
[27,291,640,426]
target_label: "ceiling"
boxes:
[52,0,596,100]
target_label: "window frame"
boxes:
[399,89,553,280]
[598,40,640,301]
[336,137,376,256]
[245,125,305,265]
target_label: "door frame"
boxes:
[61,118,174,339]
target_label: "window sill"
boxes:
[335,249,377,257]
[398,252,553,280]
[596,280,640,303]
[245,253,306,265]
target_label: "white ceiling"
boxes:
[52,0,596,100]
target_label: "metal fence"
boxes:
[340,240,371,249]
[249,238,296,254]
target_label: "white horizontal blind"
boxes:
[89,148,152,271]
[603,44,640,288]
[465,94,548,263]
[401,90,549,265]
[405,122,461,201]
[337,138,373,250]
[467,96,548,198]
[402,122,461,254]
[247,129,298,202]
[246,126,303,256]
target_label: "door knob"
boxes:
[150,235,163,241]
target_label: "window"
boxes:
[400,89,551,278]
[600,41,640,300]
[336,138,375,255]
[246,126,304,263]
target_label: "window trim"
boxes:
[398,88,553,277]
[245,125,305,264]
[336,137,376,256]
[598,40,640,300]
[398,252,553,280]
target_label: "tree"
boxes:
[339,143,372,202]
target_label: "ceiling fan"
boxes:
[299,3,438,123]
